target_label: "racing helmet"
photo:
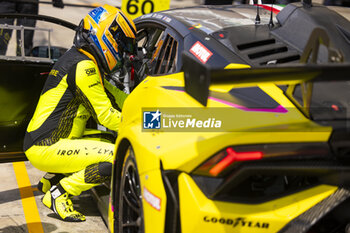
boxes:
[76,5,137,73]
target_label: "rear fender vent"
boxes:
[237,39,276,50]
[237,38,301,65]
[248,46,288,59]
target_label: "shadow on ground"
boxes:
[0,222,58,233]
[0,185,41,205]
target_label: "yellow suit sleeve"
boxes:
[104,79,128,110]
[75,60,122,131]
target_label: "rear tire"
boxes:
[118,147,144,233]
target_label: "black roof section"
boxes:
[136,4,350,66]
[273,3,350,61]
[164,5,273,33]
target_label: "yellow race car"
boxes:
[104,51,350,233]
[90,3,350,233]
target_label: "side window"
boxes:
[153,34,178,75]
[136,24,180,76]
[137,27,164,60]
[137,25,165,75]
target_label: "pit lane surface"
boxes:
[0,161,108,233]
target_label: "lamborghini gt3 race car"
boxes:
[100,2,350,233]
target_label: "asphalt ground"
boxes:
[1,0,350,233]
[0,161,108,233]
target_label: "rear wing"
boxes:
[183,26,350,119]
[183,51,350,105]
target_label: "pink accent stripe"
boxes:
[208,96,288,113]
[110,195,114,212]
[170,89,287,113]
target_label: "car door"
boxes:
[0,59,51,162]
[0,14,76,163]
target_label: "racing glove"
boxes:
[52,0,64,8]
[128,55,149,84]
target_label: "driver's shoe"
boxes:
[42,184,86,222]
[37,173,65,194]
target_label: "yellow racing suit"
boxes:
[23,46,127,196]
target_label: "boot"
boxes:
[37,173,65,193]
[42,184,86,222]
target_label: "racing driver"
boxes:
[23,4,137,222]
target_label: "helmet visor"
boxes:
[108,19,136,56]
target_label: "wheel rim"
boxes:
[120,153,143,233]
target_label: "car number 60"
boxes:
[126,0,155,15]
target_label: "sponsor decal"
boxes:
[190,41,213,64]
[96,148,113,155]
[143,110,161,129]
[88,81,100,88]
[85,68,96,76]
[162,16,172,23]
[203,216,269,229]
[57,148,113,156]
[88,7,107,24]
[102,34,120,60]
[51,189,61,199]
[90,147,113,155]
[49,69,59,77]
[110,24,119,32]
[150,13,171,22]
[57,149,80,156]
[152,13,163,20]
[143,187,161,211]
[193,23,202,28]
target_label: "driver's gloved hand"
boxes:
[130,55,143,73]
[52,0,64,8]
[129,55,148,81]
[123,54,148,84]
